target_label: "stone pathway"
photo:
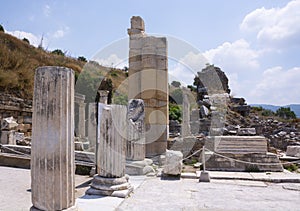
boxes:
[1,166,300,211]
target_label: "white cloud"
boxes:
[250,66,300,104]
[53,27,70,39]
[240,0,300,47]
[169,51,207,86]
[7,30,47,47]
[96,54,127,68]
[203,39,260,72]
[43,5,51,17]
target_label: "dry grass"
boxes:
[0,31,128,100]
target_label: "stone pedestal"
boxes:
[86,104,133,198]
[128,16,168,157]
[31,66,75,210]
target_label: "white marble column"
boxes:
[86,104,133,197]
[31,66,75,210]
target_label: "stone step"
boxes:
[205,152,283,172]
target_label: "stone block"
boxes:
[200,105,209,118]
[286,146,300,158]
[142,55,156,68]
[237,128,256,136]
[1,117,18,130]
[0,130,16,145]
[163,150,183,175]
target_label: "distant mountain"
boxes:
[250,104,300,118]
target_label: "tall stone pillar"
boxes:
[88,91,109,152]
[127,99,145,161]
[128,16,168,157]
[182,90,191,137]
[31,66,75,210]
[86,104,133,197]
[78,102,86,137]
[88,103,97,152]
[75,93,86,138]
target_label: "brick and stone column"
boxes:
[31,66,75,210]
[128,16,168,157]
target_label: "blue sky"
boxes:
[1,0,299,105]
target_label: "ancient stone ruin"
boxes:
[128,16,168,157]
[86,104,133,197]
[31,66,76,210]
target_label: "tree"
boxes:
[0,24,4,32]
[22,38,30,44]
[169,104,182,123]
[51,49,65,56]
[276,107,296,119]
[77,56,87,62]
[171,81,181,88]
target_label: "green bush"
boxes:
[261,109,275,116]
[169,104,182,123]
[171,81,181,88]
[285,164,298,172]
[251,106,263,112]
[113,93,128,105]
[51,49,65,56]
[276,107,296,119]
[77,56,87,62]
[22,38,30,44]
[0,24,4,32]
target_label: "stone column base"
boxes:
[86,175,133,198]
[30,205,78,211]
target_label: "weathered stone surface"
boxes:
[182,92,191,137]
[1,117,18,130]
[87,103,97,152]
[0,130,16,145]
[75,93,86,138]
[31,66,75,210]
[87,104,133,198]
[97,104,127,178]
[127,99,145,161]
[200,105,209,118]
[286,146,300,158]
[237,128,256,136]
[163,150,183,175]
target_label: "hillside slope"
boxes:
[0,31,127,100]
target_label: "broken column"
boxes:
[128,16,168,157]
[86,104,133,197]
[75,93,86,138]
[88,90,109,152]
[31,66,75,210]
[127,99,145,160]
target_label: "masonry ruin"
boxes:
[128,16,168,157]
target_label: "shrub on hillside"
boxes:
[0,24,4,32]
[51,49,65,56]
[276,107,296,119]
